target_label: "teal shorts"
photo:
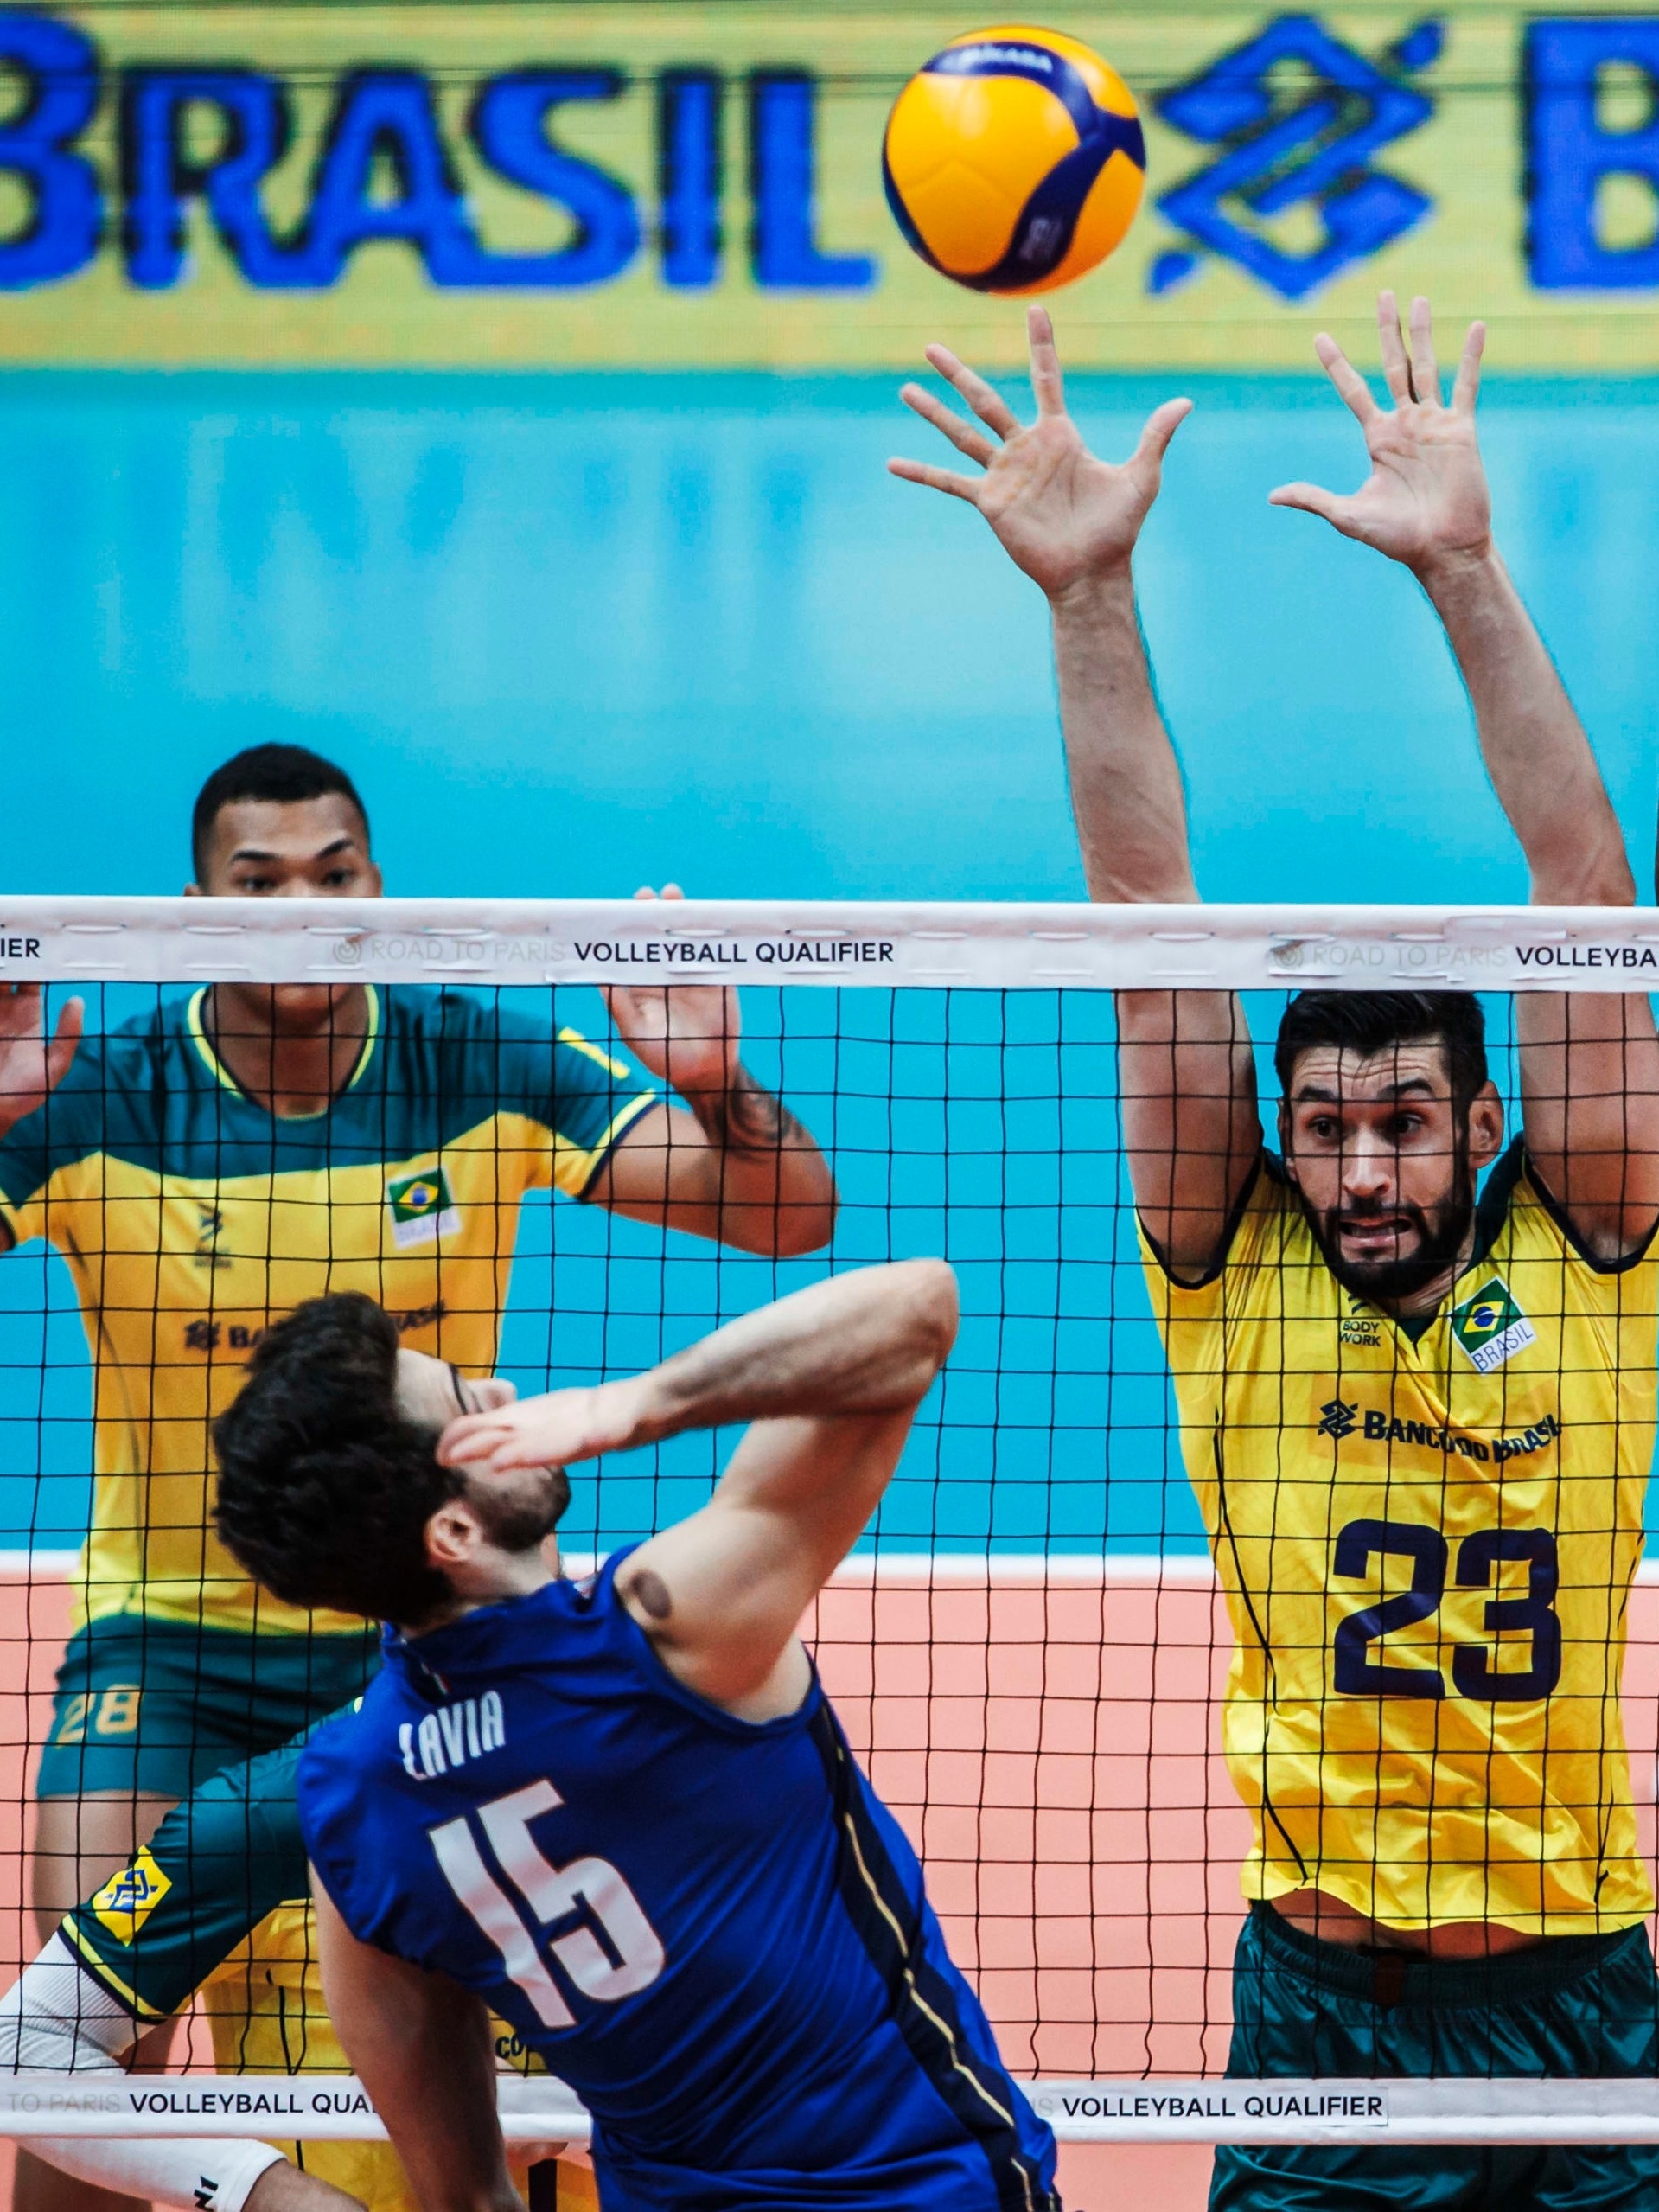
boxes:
[35,1614,380,1801]
[1212,1902,1659,2212]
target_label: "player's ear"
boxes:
[424,1496,480,1572]
[1466,1081,1504,1170]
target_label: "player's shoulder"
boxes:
[1139,1149,1298,1301]
[1486,1138,1659,1287]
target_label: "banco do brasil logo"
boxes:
[1152,15,1440,301]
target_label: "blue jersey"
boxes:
[298,1556,1059,2212]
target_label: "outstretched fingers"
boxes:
[1452,319,1487,413]
[1375,290,1413,406]
[923,342,1021,440]
[1133,396,1194,472]
[898,380,998,469]
[1026,304,1067,418]
[1407,295,1441,407]
[1312,334,1379,425]
[1268,481,1351,527]
[887,456,984,503]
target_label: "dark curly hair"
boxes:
[213,1292,460,1626]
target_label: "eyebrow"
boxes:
[1293,1078,1439,1103]
[228,835,359,864]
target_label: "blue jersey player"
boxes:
[210,1268,1061,2212]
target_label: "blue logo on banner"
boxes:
[1151,15,1441,302]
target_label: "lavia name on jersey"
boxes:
[399,1691,506,1780]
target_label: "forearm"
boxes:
[682,1069,839,1254]
[317,1898,514,2212]
[1420,547,1633,905]
[1051,571,1197,904]
[616,1261,957,1445]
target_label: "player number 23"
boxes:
[1331,1519,1562,1702]
[429,1778,666,2029]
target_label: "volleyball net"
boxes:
[3,896,1659,2147]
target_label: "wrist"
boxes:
[1047,564,1134,619]
[1411,537,1500,597]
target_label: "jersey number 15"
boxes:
[430,1779,666,2028]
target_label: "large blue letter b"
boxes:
[1528,19,1659,289]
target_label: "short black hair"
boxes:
[213,1292,457,1626]
[1274,990,1488,1110]
[191,745,369,879]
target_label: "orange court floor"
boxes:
[3,1563,1657,2212]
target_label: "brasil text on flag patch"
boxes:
[91,1844,172,1945]
[387,1163,461,1250]
[1450,1275,1537,1374]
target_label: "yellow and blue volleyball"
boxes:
[882,25,1145,294]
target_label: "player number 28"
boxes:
[429,1778,666,2028]
[1331,1518,1562,1702]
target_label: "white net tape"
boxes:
[5,2074,1659,2146]
[3,894,1657,992]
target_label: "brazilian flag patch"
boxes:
[386,1163,460,1251]
[1450,1275,1537,1375]
[91,1845,171,1945]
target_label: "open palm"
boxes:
[602,885,739,1103]
[890,306,1190,598]
[1270,292,1491,572]
[0,986,81,1139]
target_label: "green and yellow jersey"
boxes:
[1141,1140,1659,1936]
[0,986,654,1638]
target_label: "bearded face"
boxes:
[1278,1041,1504,1308]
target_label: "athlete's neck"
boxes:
[204,981,371,1118]
[403,1544,561,1637]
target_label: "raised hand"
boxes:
[889,304,1190,598]
[438,1379,644,1477]
[0,987,81,1139]
[602,885,739,1105]
[1269,292,1491,576]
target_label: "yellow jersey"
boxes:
[0,986,654,1636]
[1140,1141,1659,1935]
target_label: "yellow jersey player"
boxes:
[894,296,1659,2211]
[7,1725,595,2212]
[0,744,836,2212]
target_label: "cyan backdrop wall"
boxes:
[2,370,1651,1554]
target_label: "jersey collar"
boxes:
[186,984,381,1118]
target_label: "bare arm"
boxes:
[1273,293,1659,1256]
[889,308,1260,1274]
[0,986,83,1256]
[585,887,838,1257]
[440,1262,958,1714]
[313,1881,518,2212]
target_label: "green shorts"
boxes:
[35,1614,380,1801]
[62,1729,313,2019]
[1212,1902,1659,2212]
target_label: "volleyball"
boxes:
[882,25,1145,295]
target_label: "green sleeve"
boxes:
[61,1736,313,2020]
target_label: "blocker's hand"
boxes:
[1270,291,1492,576]
[439,1379,647,1477]
[889,304,1191,597]
[602,885,740,1104]
[0,986,81,1140]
